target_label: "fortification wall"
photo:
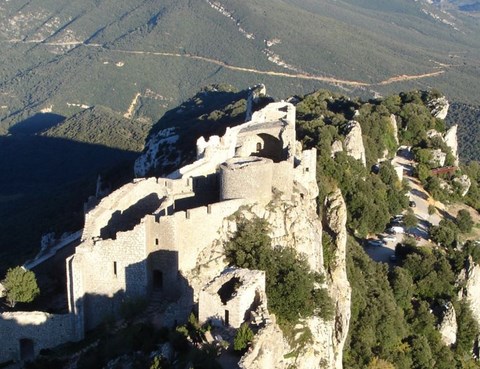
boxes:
[0,312,79,363]
[69,222,148,330]
[147,199,245,274]
[220,157,273,203]
[83,177,192,241]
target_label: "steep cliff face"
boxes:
[444,125,459,166]
[438,302,457,347]
[344,121,366,167]
[459,258,480,326]
[185,184,351,369]
[389,114,399,146]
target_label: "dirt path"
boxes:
[2,39,448,87]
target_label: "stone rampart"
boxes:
[148,199,245,274]
[83,177,193,241]
[0,312,79,363]
[293,148,318,199]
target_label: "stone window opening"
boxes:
[256,142,262,151]
[19,338,34,361]
[113,261,117,277]
[155,238,159,246]
[217,277,241,305]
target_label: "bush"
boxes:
[225,217,334,325]
[233,323,254,352]
[456,209,474,233]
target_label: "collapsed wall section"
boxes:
[0,312,79,363]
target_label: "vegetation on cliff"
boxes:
[225,217,334,327]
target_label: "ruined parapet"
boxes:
[444,125,459,166]
[438,302,457,347]
[220,157,274,203]
[198,268,266,328]
[82,177,193,242]
[344,121,366,166]
[0,312,80,363]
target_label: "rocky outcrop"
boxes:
[289,190,351,369]
[331,140,343,158]
[454,174,471,197]
[239,315,288,369]
[459,258,480,327]
[444,125,459,166]
[429,96,450,120]
[344,121,366,166]
[438,302,457,347]
[430,148,447,168]
[389,114,399,145]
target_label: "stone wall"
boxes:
[220,157,274,203]
[198,269,266,328]
[0,312,80,363]
[68,222,148,331]
[147,199,245,274]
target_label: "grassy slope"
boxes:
[1,0,480,132]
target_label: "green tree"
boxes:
[427,205,436,215]
[389,267,414,310]
[404,209,418,229]
[233,322,254,352]
[456,209,474,233]
[2,266,40,307]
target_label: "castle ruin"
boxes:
[0,101,318,363]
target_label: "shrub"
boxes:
[233,323,254,352]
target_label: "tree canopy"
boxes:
[2,266,40,308]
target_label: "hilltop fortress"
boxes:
[0,101,320,363]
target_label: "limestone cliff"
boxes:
[444,125,459,166]
[459,257,480,327]
[185,184,350,369]
[438,302,457,347]
[344,121,366,166]
[389,114,399,145]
